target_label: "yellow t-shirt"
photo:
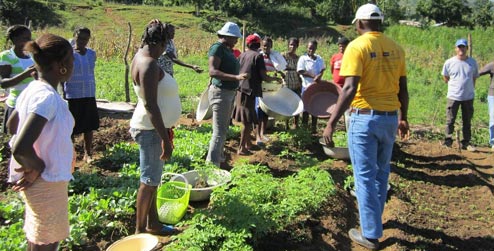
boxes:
[340,31,406,111]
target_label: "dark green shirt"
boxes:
[208,42,240,90]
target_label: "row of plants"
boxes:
[0,123,337,250]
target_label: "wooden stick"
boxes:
[242,22,246,52]
[124,22,132,102]
[468,33,472,57]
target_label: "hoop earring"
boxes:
[60,67,67,75]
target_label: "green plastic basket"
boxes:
[156,173,191,224]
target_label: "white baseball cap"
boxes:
[352,3,384,24]
[217,22,242,38]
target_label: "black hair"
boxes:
[248,42,261,50]
[337,37,350,45]
[309,40,318,47]
[5,25,30,44]
[263,36,273,45]
[140,19,170,48]
[24,33,72,72]
[73,27,91,37]
[288,37,299,47]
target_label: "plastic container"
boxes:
[302,81,341,118]
[171,169,232,202]
[106,233,158,251]
[156,173,191,224]
[259,87,304,120]
[196,87,212,121]
[319,138,350,160]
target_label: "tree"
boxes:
[0,0,61,27]
[376,0,404,24]
[416,0,471,26]
[470,0,493,28]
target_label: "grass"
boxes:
[0,2,492,145]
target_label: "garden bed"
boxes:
[1,112,494,251]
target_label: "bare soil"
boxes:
[1,111,493,251]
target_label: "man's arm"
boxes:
[322,76,359,146]
[479,63,493,77]
[443,75,449,83]
[397,76,409,140]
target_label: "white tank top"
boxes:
[130,72,181,129]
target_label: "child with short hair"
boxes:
[63,27,100,163]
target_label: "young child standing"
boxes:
[0,25,36,133]
[63,27,100,163]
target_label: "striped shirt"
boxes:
[0,49,34,108]
[282,52,302,90]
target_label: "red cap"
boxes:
[246,34,261,45]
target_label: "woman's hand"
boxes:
[12,167,42,192]
[160,140,173,161]
[160,128,174,161]
[192,65,203,73]
[236,73,249,80]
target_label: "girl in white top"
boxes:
[297,40,326,132]
[7,33,75,251]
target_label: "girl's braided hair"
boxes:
[140,19,172,48]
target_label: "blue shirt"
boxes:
[64,48,96,99]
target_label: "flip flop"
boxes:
[146,225,176,236]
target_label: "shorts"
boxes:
[21,178,70,245]
[67,97,100,135]
[130,128,163,186]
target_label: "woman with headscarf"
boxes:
[233,34,280,155]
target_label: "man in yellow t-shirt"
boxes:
[322,3,409,250]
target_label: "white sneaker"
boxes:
[466,145,477,152]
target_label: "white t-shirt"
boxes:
[442,56,479,101]
[297,54,326,88]
[8,80,75,183]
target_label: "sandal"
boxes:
[146,225,177,236]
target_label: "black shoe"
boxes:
[442,138,453,147]
[349,228,379,250]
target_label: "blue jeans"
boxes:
[348,111,398,239]
[206,86,236,166]
[130,128,163,186]
[489,96,494,146]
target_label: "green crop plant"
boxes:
[0,192,26,250]
[99,142,139,171]
[166,163,335,250]
[343,164,355,191]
